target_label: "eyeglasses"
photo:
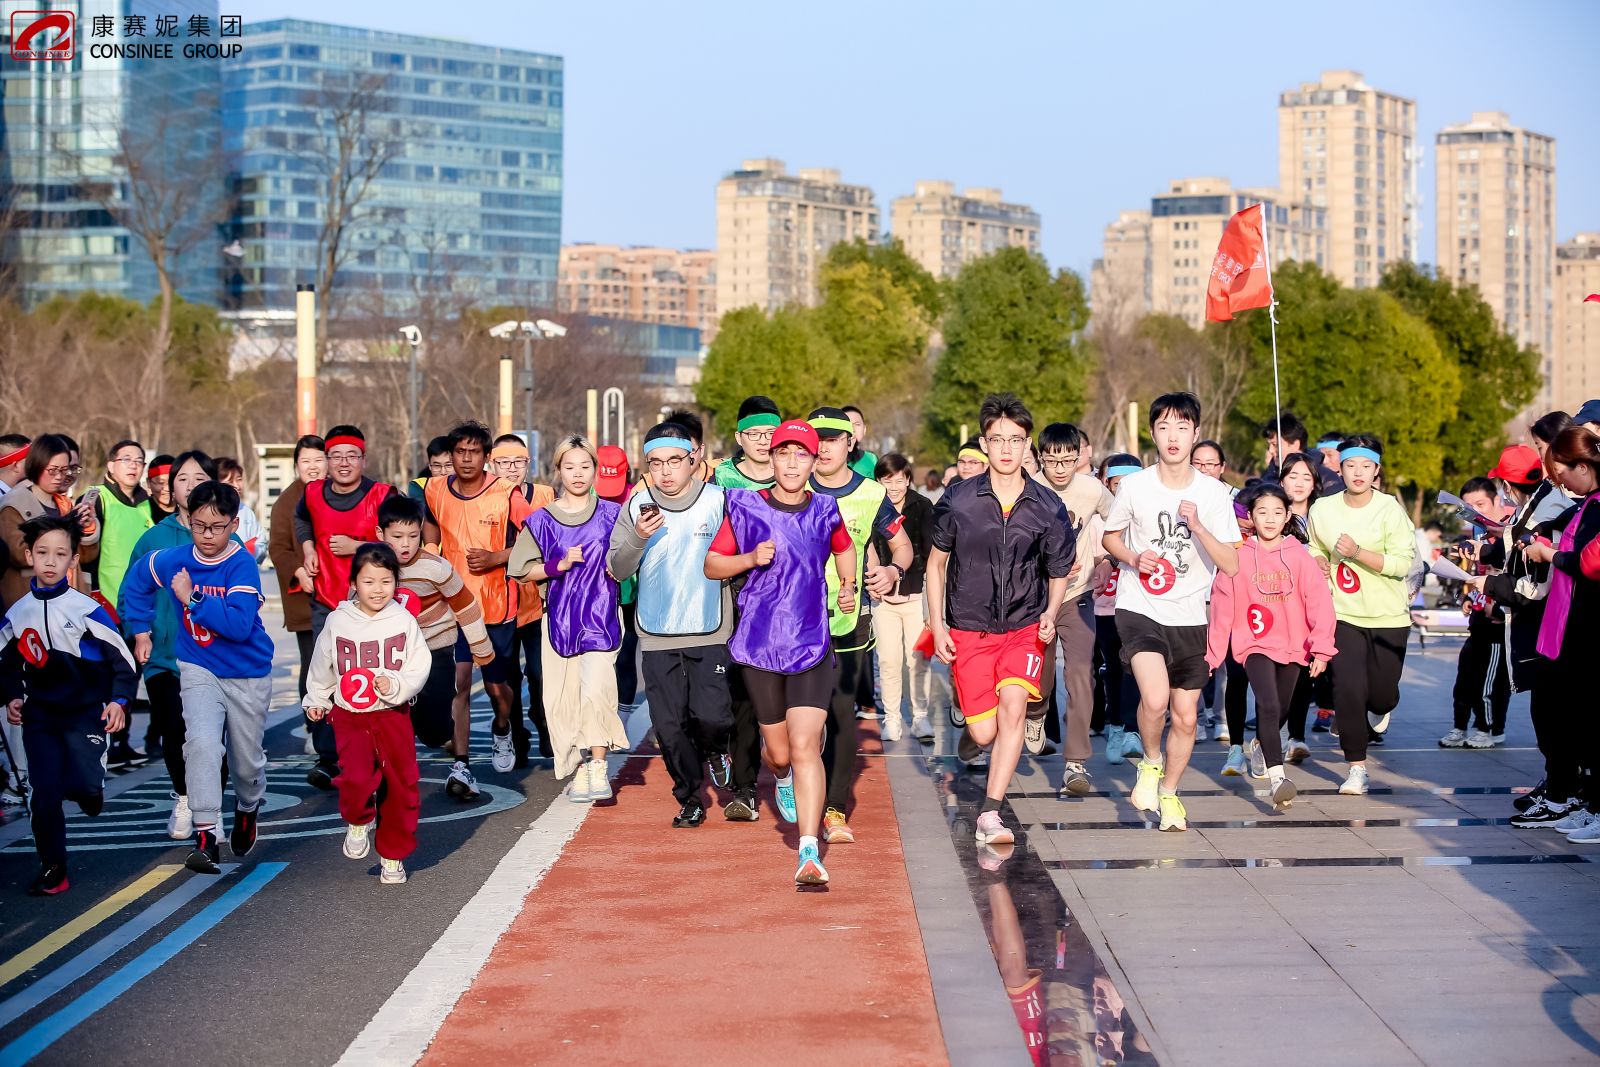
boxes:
[495,459,529,470]
[192,520,233,536]
[112,456,146,467]
[985,435,1028,450]
[43,465,83,479]
[327,450,363,463]
[647,454,690,473]
[740,430,774,444]
[1040,455,1078,469]
[1193,460,1224,471]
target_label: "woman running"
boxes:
[1277,450,1326,757]
[706,420,856,886]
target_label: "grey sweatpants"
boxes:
[178,663,271,829]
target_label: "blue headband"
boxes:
[642,436,690,456]
[1339,446,1381,465]
[1105,464,1141,478]
[1315,438,1342,450]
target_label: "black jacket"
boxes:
[1482,481,1566,687]
[870,490,934,597]
[930,473,1074,633]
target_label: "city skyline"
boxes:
[234,0,1600,283]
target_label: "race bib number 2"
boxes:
[1335,562,1362,594]
[1140,557,1176,596]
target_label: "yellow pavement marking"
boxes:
[0,864,182,988]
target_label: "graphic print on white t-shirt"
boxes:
[1105,465,1242,626]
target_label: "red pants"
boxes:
[330,707,420,861]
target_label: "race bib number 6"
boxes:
[1140,557,1176,596]
[1335,562,1362,594]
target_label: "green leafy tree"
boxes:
[822,237,944,321]
[924,248,1092,449]
[696,305,855,434]
[1379,261,1540,491]
[815,259,931,408]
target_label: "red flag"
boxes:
[1585,293,1600,304]
[1205,203,1274,322]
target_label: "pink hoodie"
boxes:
[1206,537,1337,670]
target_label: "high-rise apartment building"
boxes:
[1090,210,1152,332]
[889,182,1040,278]
[714,159,877,316]
[1435,112,1556,357]
[557,244,716,335]
[227,20,563,312]
[1278,70,1419,289]
[1551,233,1600,415]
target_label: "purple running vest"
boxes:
[524,500,622,657]
[724,489,841,674]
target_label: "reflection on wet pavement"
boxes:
[934,757,1158,1066]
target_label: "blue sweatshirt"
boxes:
[0,579,138,710]
[119,541,275,679]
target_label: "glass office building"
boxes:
[225,19,563,313]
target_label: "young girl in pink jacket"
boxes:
[1206,484,1336,809]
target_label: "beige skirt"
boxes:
[540,627,627,779]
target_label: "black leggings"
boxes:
[1094,615,1138,731]
[824,647,864,814]
[146,671,188,795]
[1223,653,1249,743]
[1243,656,1302,767]
[1331,622,1410,762]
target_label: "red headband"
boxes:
[147,463,171,478]
[0,444,28,467]
[324,434,366,454]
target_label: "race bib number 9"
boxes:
[1247,605,1275,637]
[1140,557,1176,596]
[1335,562,1362,594]
[340,667,380,711]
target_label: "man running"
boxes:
[926,394,1074,849]
[492,433,556,759]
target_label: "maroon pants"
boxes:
[331,707,420,861]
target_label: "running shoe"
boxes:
[975,809,1015,845]
[187,827,222,874]
[1438,728,1467,748]
[673,800,707,828]
[723,790,759,822]
[1214,719,1230,745]
[1222,745,1247,777]
[1368,711,1391,735]
[708,753,733,790]
[27,864,68,896]
[1491,734,1506,746]
[343,821,372,860]
[230,805,258,858]
[1024,716,1046,755]
[1247,739,1268,780]
[1329,715,1341,738]
[1194,716,1209,744]
[1270,776,1297,810]
[1510,797,1572,828]
[1312,710,1332,733]
[855,705,878,721]
[587,759,613,801]
[1566,819,1600,844]
[1514,779,1547,813]
[1105,725,1127,766]
[824,807,855,843]
[1059,762,1092,797]
[490,726,515,773]
[306,763,338,791]
[795,843,829,885]
[167,793,193,840]
[380,858,408,884]
[1552,806,1596,834]
[775,780,797,822]
[910,716,935,743]
[1338,765,1369,796]
[566,763,593,804]
[1465,730,1494,749]
[949,702,966,729]
[1157,793,1187,832]
[106,740,148,770]
[0,785,27,808]
[446,761,480,801]
[1131,759,1162,812]
[881,712,903,742]
[1121,730,1144,760]
[1285,740,1311,765]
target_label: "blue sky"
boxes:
[233,0,1599,280]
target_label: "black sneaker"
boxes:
[28,863,69,896]
[306,763,338,791]
[1367,728,1385,747]
[74,790,104,817]
[723,791,759,822]
[708,753,732,790]
[231,805,258,857]
[1514,778,1548,813]
[1510,797,1572,828]
[672,800,707,827]
[186,827,222,873]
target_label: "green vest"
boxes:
[98,486,154,608]
[712,455,775,491]
[849,450,879,479]
[818,476,886,649]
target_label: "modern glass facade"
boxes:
[0,0,225,306]
[224,19,563,313]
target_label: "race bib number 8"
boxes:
[1335,562,1362,594]
[1140,557,1176,596]
[1247,605,1275,637]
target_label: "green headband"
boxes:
[809,416,853,435]
[737,413,781,432]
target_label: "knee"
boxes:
[1170,706,1197,731]
[967,716,998,746]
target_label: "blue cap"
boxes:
[1576,399,1600,427]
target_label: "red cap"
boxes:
[595,445,629,501]
[1488,444,1543,484]
[770,420,819,456]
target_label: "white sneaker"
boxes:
[490,728,515,773]
[910,716,934,742]
[567,763,594,804]
[1214,719,1231,745]
[1438,728,1467,748]
[380,857,408,884]
[446,761,480,801]
[167,793,193,840]
[1490,734,1506,746]
[587,758,613,801]
[882,713,903,742]
[1553,807,1598,834]
[1194,717,1208,743]
[1338,764,1370,796]
[1270,776,1297,810]
[1247,739,1268,780]
[1285,740,1311,764]
[1465,730,1495,749]
[1222,745,1247,777]
[1567,819,1600,843]
[1368,711,1391,734]
[343,822,372,859]
[1023,717,1046,755]
[855,706,878,721]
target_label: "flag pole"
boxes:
[1257,203,1282,466]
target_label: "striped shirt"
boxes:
[399,550,493,659]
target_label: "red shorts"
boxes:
[950,626,1046,723]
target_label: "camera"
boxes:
[398,325,421,345]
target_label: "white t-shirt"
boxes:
[1105,465,1242,626]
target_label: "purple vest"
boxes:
[524,499,622,657]
[725,489,840,674]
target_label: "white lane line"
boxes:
[333,786,594,1067]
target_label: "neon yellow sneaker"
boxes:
[1131,760,1163,812]
[1158,793,1188,832]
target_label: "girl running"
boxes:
[304,542,431,884]
[1206,484,1335,809]
[508,436,629,804]
[706,420,856,886]
[1276,450,1326,758]
[1307,435,1416,796]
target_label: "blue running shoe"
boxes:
[795,842,828,885]
[776,780,797,823]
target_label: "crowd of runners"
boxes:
[1,390,1598,893]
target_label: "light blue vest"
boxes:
[630,483,726,638]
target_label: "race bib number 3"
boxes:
[1247,605,1275,637]
[1335,562,1362,594]
[1140,557,1176,596]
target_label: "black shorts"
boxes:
[454,619,518,684]
[742,654,838,726]
[411,647,458,748]
[1115,610,1209,691]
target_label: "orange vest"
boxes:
[425,475,530,626]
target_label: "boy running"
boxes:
[1102,392,1241,831]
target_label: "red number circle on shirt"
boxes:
[181,608,214,647]
[393,587,422,618]
[18,628,47,668]
[1247,605,1275,637]
[1335,562,1362,593]
[340,667,380,711]
[1140,557,1177,596]
[1102,572,1119,597]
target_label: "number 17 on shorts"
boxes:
[949,626,1047,723]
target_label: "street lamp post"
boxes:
[399,325,422,473]
[490,317,568,462]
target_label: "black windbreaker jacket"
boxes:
[930,472,1074,633]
